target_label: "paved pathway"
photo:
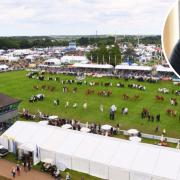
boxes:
[0,159,53,180]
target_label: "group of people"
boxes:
[141,109,161,123]
[11,161,31,179]
[109,105,128,120]
[48,117,119,136]
[11,164,21,178]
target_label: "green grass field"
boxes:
[0,70,180,138]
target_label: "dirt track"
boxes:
[0,159,53,180]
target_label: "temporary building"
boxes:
[1,121,180,180]
[156,65,173,72]
[0,64,8,71]
[44,58,61,66]
[90,137,120,179]
[72,63,114,69]
[71,134,104,174]
[61,56,89,64]
[115,64,152,71]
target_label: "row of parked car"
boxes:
[0,145,8,157]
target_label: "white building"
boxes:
[1,121,180,180]
[44,58,61,66]
[0,64,8,71]
[61,56,89,64]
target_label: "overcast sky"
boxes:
[0,0,175,36]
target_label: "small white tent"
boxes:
[44,58,61,66]
[0,64,8,71]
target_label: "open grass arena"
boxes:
[0,70,180,138]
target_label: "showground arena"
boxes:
[0,70,179,138]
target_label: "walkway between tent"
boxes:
[0,159,54,180]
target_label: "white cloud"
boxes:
[0,0,175,36]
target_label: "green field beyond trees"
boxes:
[0,71,180,138]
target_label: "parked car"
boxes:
[0,145,8,157]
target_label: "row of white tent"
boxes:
[72,63,173,72]
[42,60,173,72]
[1,121,180,180]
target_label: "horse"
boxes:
[122,94,129,100]
[158,88,169,94]
[175,90,180,96]
[117,83,125,88]
[155,95,164,101]
[142,108,149,117]
[98,90,112,97]
[86,89,94,95]
[170,98,178,106]
[132,95,140,101]
[122,107,128,115]
[55,77,60,81]
[166,109,177,116]
[38,75,44,81]
[73,87,77,93]
[104,82,112,87]
[41,85,46,90]
[29,94,44,103]
[94,82,99,86]
[48,86,55,92]
[33,85,39,90]
[107,90,112,96]
[77,81,83,85]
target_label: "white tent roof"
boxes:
[0,64,8,69]
[156,65,173,72]
[44,58,61,65]
[131,144,160,175]
[91,137,119,164]
[115,64,152,71]
[72,63,114,69]
[152,148,180,179]
[13,49,33,56]
[1,121,180,180]
[57,132,86,156]
[61,56,88,61]
[0,55,19,61]
[72,134,103,159]
[110,141,139,170]
[18,142,37,152]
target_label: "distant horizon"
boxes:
[0,34,161,38]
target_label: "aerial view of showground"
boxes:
[0,0,180,180]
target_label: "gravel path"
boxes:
[0,159,53,180]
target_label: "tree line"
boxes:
[0,35,161,50]
[86,44,122,66]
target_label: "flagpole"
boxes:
[109,53,110,64]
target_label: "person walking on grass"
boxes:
[155,125,159,133]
